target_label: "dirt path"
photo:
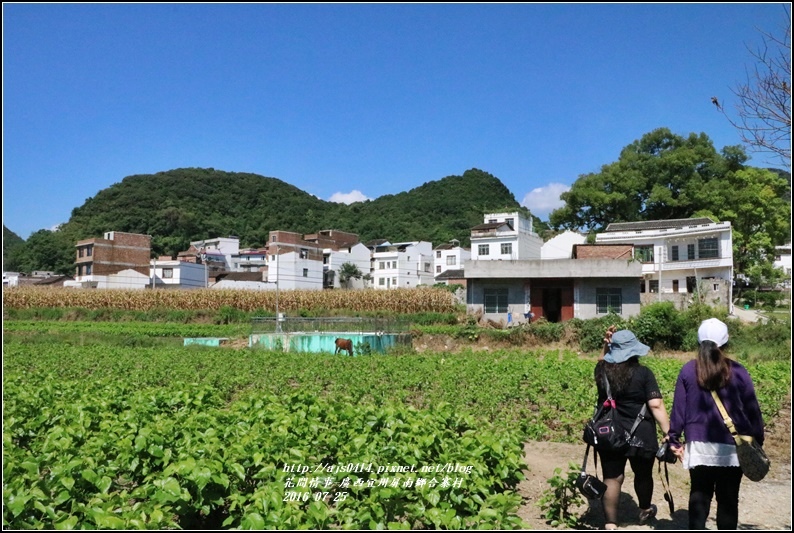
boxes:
[517,395,792,530]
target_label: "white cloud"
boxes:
[49,223,64,232]
[328,190,371,204]
[521,183,570,220]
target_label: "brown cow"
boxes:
[334,338,354,356]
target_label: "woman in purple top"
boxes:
[667,318,765,530]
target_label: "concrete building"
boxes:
[465,257,643,324]
[371,241,434,289]
[71,231,152,289]
[433,240,471,278]
[304,230,371,289]
[773,243,792,276]
[471,211,544,261]
[267,231,324,290]
[150,258,207,289]
[595,218,734,313]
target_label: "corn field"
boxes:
[2,287,459,314]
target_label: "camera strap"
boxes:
[656,459,675,515]
[581,443,600,478]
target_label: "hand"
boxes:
[671,445,685,462]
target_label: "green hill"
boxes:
[10,167,541,274]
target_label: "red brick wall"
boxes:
[573,244,633,260]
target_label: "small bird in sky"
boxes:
[711,96,721,110]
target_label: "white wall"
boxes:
[542,231,586,259]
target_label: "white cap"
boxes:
[698,318,729,347]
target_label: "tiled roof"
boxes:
[604,218,716,232]
[435,269,465,280]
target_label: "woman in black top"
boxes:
[595,329,670,530]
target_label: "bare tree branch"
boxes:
[718,5,791,168]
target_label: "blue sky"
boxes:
[3,3,788,240]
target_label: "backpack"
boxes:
[583,372,648,453]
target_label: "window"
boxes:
[445,256,455,266]
[424,263,431,273]
[640,281,646,293]
[687,244,695,260]
[379,261,385,269]
[478,244,490,256]
[392,277,397,286]
[436,265,441,273]
[300,249,308,259]
[271,235,276,242]
[436,251,441,258]
[78,248,84,258]
[302,268,308,278]
[501,243,512,255]
[163,268,174,279]
[596,288,622,314]
[698,238,719,259]
[671,245,679,261]
[87,246,92,257]
[649,280,659,293]
[379,277,385,286]
[85,264,92,275]
[484,288,509,313]
[672,279,679,292]
[634,245,654,263]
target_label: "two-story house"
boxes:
[433,240,471,280]
[595,218,734,313]
[371,241,434,289]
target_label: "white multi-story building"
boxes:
[371,241,434,289]
[433,240,471,277]
[231,249,269,272]
[150,259,207,289]
[470,212,543,261]
[189,236,240,271]
[773,243,792,276]
[303,230,371,289]
[595,218,734,312]
[267,231,324,291]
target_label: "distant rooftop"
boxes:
[604,218,717,233]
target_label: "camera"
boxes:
[656,442,678,464]
[575,472,607,500]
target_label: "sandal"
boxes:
[639,504,657,524]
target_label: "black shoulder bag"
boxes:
[583,372,648,453]
[576,444,607,499]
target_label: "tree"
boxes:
[549,128,791,277]
[337,262,363,289]
[717,6,791,167]
[549,128,726,231]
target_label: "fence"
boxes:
[250,316,411,334]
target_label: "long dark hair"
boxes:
[595,357,639,396]
[696,340,732,391]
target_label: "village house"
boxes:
[595,218,734,313]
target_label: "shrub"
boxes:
[529,320,565,343]
[629,302,686,350]
[570,313,625,352]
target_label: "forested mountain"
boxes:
[7,167,538,274]
[3,225,26,268]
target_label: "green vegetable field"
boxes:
[3,321,790,529]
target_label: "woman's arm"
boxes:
[647,397,670,435]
